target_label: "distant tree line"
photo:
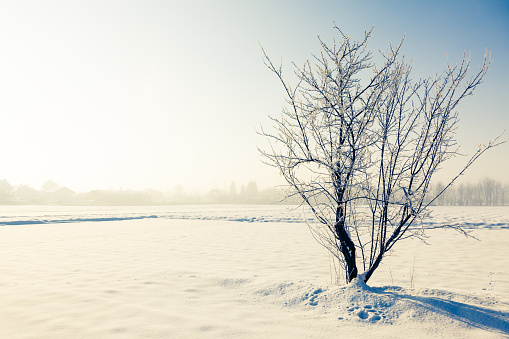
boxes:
[428,178,509,206]
[201,181,298,205]
[0,179,75,204]
[1,178,506,206]
[0,178,295,205]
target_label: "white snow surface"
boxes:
[1,205,508,229]
[0,205,507,338]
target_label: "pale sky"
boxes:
[0,0,507,193]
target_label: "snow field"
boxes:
[0,206,507,338]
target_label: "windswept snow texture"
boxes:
[0,205,508,229]
[0,205,313,226]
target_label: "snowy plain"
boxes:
[0,205,508,338]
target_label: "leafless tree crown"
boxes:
[259,26,502,284]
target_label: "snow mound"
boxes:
[227,277,509,334]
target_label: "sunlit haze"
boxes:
[0,0,507,193]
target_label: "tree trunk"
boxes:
[335,202,358,283]
[335,219,358,283]
[364,252,383,283]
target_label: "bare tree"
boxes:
[259,26,504,284]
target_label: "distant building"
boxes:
[44,186,75,204]
[13,185,42,204]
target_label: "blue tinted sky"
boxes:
[0,0,507,192]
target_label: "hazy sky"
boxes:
[0,0,507,193]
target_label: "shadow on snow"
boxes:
[373,286,509,335]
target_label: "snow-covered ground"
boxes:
[0,205,507,338]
